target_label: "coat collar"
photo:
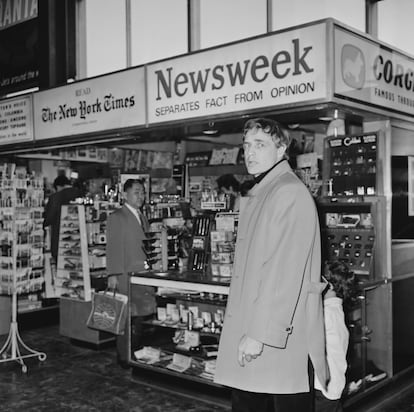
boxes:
[248,159,292,196]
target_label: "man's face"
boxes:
[124,182,145,209]
[243,129,286,176]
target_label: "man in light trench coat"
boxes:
[214,118,329,412]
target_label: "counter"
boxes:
[129,271,230,295]
[128,270,230,387]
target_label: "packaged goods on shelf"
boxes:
[209,213,238,278]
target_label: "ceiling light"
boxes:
[319,109,341,122]
[202,121,219,136]
[318,116,333,122]
[326,118,345,137]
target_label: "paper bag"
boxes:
[86,290,128,335]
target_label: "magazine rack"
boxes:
[0,287,47,373]
[0,208,46,372]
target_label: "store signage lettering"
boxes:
[329,139,342,148]
[329,134,376,148]
[41,94,136,123]
[0,95,33,144]
[155,38,313,100]
[0,0,37,30]
[147,23,327,123]
[343,136,362,146]
[372,55,414,107]
[373,55,414,91]
[33,67,145,140]
[335,27,414,116]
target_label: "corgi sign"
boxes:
[335,26,414,117]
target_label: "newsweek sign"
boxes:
[335,27,414,116]
[147,23,328,123]
[33,67,145,140]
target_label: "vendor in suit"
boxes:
[106,179,156,367]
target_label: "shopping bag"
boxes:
[86,289,128,335]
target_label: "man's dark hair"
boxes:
[217,174,240,192]
[53,175,70,190]
[123,178,144,192]
[323,260,358,309]
[243,118,291,152]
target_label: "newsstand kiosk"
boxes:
[0,17,414,409]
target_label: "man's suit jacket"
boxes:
[214,160,328,394]
[106,205,156,316]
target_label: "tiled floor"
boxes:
[1,325,414,412]
[0,326,230,412]
[345,377,414,412]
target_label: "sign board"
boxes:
[335,26,414,117]
[0,0,38,30]
[147,23,328,123]
[0,95,33,144]
[325,133,377,197]
[0,0,38,95]
[408,156,414,216]
[33,67,146,140]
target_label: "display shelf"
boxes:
[129,271,229,386]
[210,213,238,278]
[187,214,215,274]
[59,296,115,346]
[130,357,224,387]
[142,319,221,338]
[317,199,385,280]
[317,195,391,399]
[86,201,119,271]
[323,133,378,197]
[189,164,246,177]
[130,272,230,295]
[17,304,59,314]
[0,165,47,372]
[156,292,227,306]
[56,205,91,301]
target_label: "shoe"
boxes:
[365,360,387,382]
[347,379,362,395]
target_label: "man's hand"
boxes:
[107,275,118,291]
[238,335,264,366]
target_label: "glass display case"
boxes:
[128,271,230,386]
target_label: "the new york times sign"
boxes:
[0,0,38,96]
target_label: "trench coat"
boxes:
[106,205,156,317]
[214,160,328,394]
